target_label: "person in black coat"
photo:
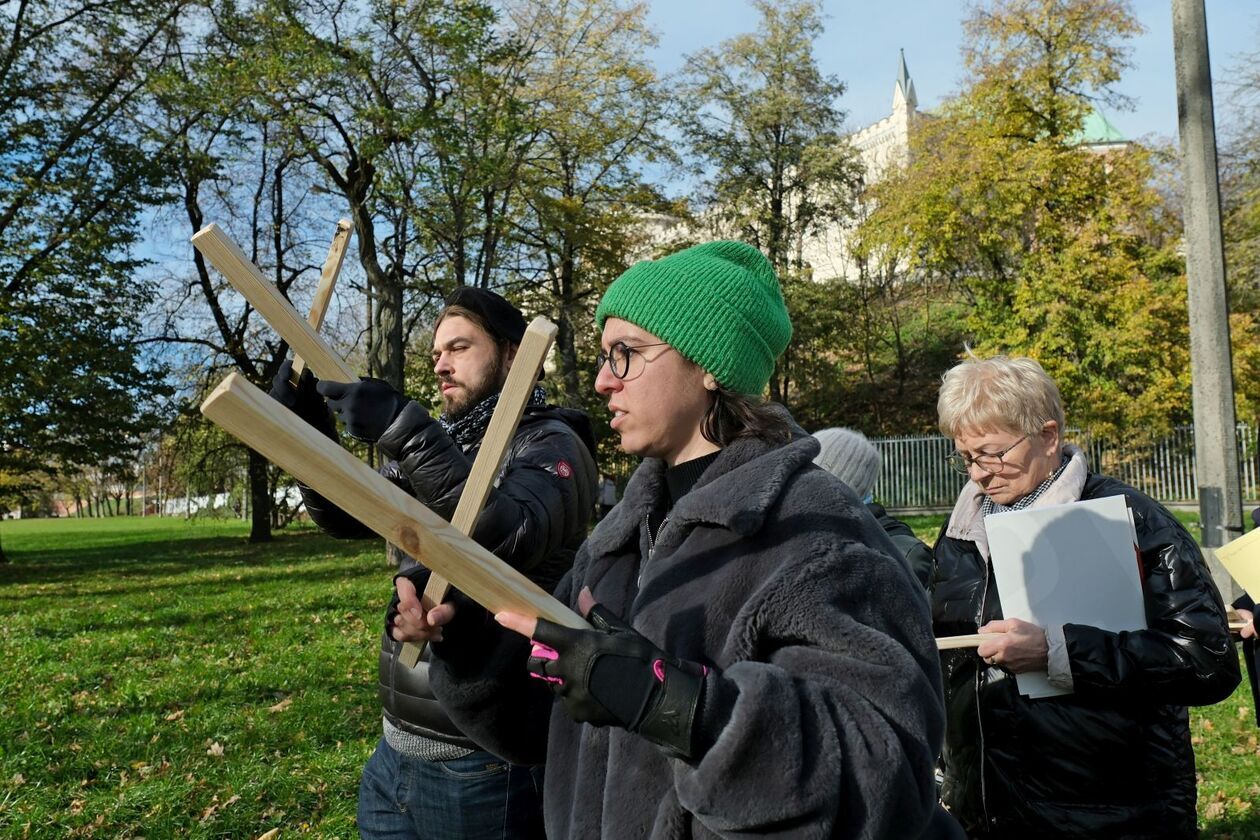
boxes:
[270,287,597,840]
[931,353,1239,839]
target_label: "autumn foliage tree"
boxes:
[857,0,1191,438]
[681,0,861,409]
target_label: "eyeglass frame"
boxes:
[594,340,672,380]
[945,434,1030,476]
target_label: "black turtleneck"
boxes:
[647,450,721,548]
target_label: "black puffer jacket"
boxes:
[302,400,598,747]
[932,456,1239,838]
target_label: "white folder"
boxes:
[986,495,1147,698]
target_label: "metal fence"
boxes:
[596,423,1259,511]
[871,423,1260,510]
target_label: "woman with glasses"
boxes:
[413,241,962,838]
[931,354,1239,839]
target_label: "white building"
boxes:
[803,49,921,283]
[643,50,1127,282]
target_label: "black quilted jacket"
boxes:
[931,472,1239,838]
[300,400,597,748]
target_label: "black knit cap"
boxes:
[443,286,526,346]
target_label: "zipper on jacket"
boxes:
[639,513,669,586]
[977,557,992,828]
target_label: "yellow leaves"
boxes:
[205,740,225,757]
[164,709,185,722]
[267,697,293,713]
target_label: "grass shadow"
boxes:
[1204,811,1260,839]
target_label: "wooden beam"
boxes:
[935,634,995,650]
[191,223,357,383]
[400,316,558,667]
[200,372,586,631]
[292,219,354,383]
[938,618,1250,651]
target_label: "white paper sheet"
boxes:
[985,495,1147,698]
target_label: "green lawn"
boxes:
[1,515,1258,837]
[0,516,384,837]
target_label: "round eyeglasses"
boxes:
[594,341,671,380]
[945,435,1029,476]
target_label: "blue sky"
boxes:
[644,0,1260,144]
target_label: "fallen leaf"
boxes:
[199,793,241,823]
[257,829,281,840]
[207,741,225,757]
[268,697,293,713]
[11,773,24,786]
[70,799,85,815]
[164,710,185,722]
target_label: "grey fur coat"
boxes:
[430,431,961,839]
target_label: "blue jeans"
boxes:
[357,736,545,840]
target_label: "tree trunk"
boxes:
[557,246,581,402]
[247,447,272,543]
[373,274,404,388]
[347,181,405,390]
[556,314,581,404]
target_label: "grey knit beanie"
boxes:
[812,427,882,501]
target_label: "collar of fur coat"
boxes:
[592,412,819,552]
[944,443,1089,559]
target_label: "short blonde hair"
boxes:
[937,354,1066,438]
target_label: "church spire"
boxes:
[894,48,917,111]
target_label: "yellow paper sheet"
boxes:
[1215,527,1260,600]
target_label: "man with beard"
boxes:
[269,287,598,840]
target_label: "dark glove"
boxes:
[316,377,408,443]
[269,360,336,440]
[527,603,707,759]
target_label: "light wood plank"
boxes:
[935,633,997,650]
[192,223,356,383]
[400,316,558,667]
[292,219,354,382]
[938,619,1250,650]
[200,372,586,631]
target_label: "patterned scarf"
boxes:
[439,385,547,451]
[981,454,1071,517]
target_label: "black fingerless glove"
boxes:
[316,377,408,443]
[269,360,337,440]
[527,604,708,759]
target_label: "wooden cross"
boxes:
[193,223,584,653]
[200,372,584,629]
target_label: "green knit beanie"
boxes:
[595,241,792,396]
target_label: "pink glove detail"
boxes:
[529,641,564,684]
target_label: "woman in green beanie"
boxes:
[420,241,960,838]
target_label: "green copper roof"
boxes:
[1074,108,1126,146]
